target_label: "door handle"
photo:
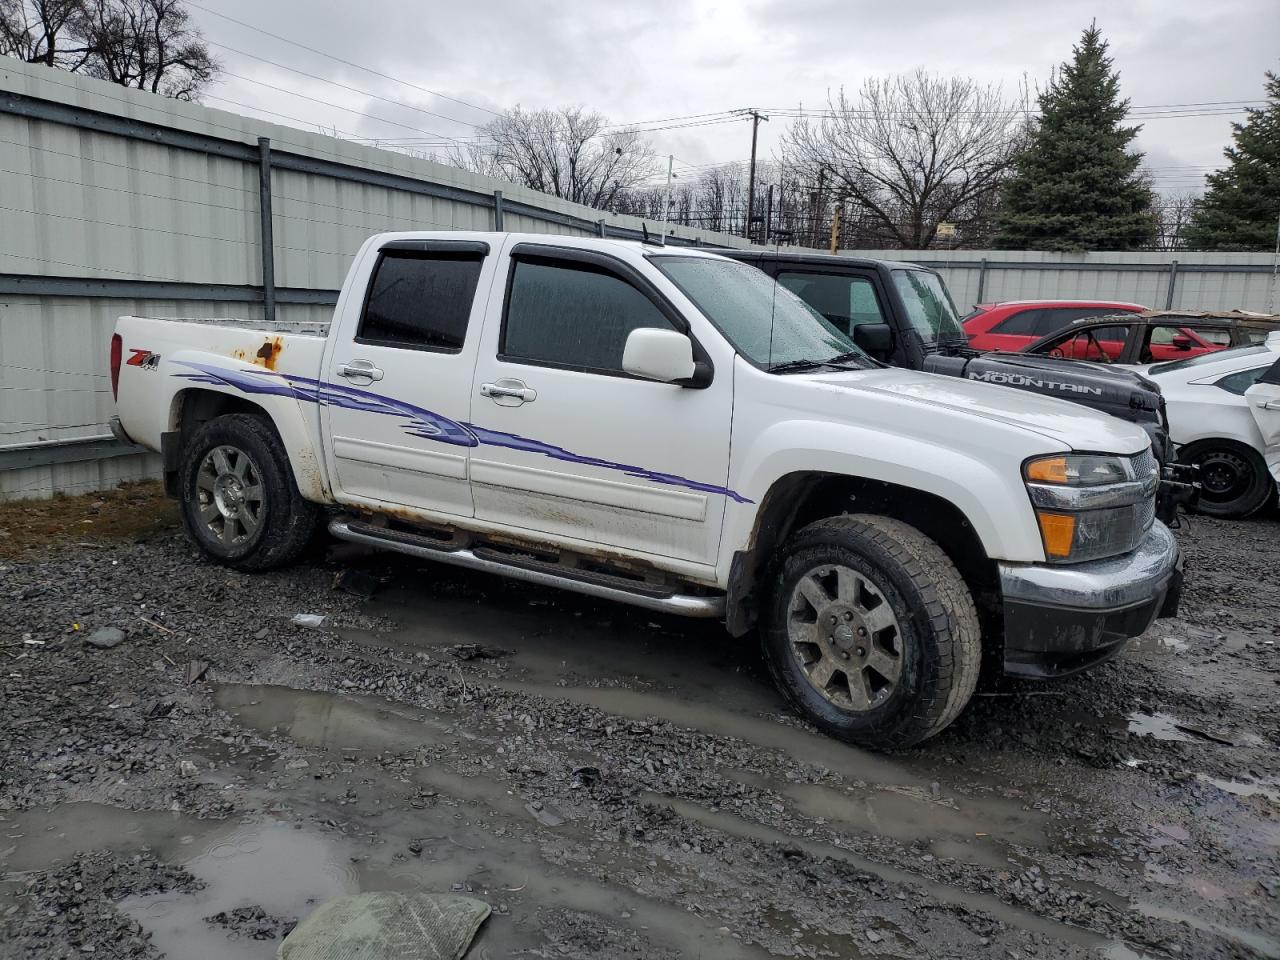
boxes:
[480,379,537,404]
[337,359,384,382]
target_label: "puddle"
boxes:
[778,778,1047,868]
[1196,774,1280,803]
[122,820,405,960]
[498,679,922,789]
[0,802,232,875]
[1126,712,1193,743]
[1128,635,1189,656]
[189,734,278,770]
[213,683,454,755]
[641,792,1126,954]
[1136,900,1280,958]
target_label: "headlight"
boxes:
[1024,453,1157,563]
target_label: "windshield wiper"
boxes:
[768,355,869,374]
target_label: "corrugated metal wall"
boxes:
[2,57,1277,500]
[0,58,749,500]
[845,250,1278,313]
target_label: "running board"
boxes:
[328,519,725,618]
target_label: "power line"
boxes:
[186,1,502,119]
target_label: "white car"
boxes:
[1146,335,1280,518]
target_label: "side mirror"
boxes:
[1171,335,1193,351]
[623,328,696,383]
[853,322,893,355]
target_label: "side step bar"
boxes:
[328,519,726,619]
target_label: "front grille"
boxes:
[1131,447,1158,531]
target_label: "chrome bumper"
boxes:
[997,522,1182,677]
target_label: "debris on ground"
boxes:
[444,642,507,661]
[84,626,126,650]
[1,501,1277,959]
[333,568,380,599]
[278,892,490,960]
[290,613,327,629]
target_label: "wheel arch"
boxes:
[166,387,330,502]
[725,471,1000,638]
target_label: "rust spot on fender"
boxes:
[230,336,284,371]
[255,336,284,371]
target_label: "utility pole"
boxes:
[764,184,774,243]
[661,154,675,233]
[1268,208,1280,314]
[811,166,826,249]
[829,200,842,255]
[742,109,768,241]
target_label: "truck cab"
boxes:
[111,232,1183,749]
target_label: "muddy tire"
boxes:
[1179,439,1274,519]
[763,514,981,750]
[178,414,321,572]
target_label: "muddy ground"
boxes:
[1,484,1277,959]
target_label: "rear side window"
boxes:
[358,251,483,351]
[502,259,674,373]
[1216,366,1270,395]
[777,272,886,335]
[992,309,1048,336]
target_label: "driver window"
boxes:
[778,272,886,336]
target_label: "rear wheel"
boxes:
[1180,440,1273,519]
[762,514,981,750]
[178,414,321,570]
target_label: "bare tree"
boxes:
[450,106,656,210]
[1150,191,1200,251]
[780,70,1023,248]
[0,0,89,67]
[1,0,216,100]
[72,0,216,99]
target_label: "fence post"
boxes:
[597,220,607,238]
[1164,260,1179,310]
[257,137,276,323]
[493,190,504,231]
[975,257,989,305]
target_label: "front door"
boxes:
[323,240,494,519]
[1245,358,1280,487]
[467,243,735,568]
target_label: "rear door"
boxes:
[322,238,494,518]
[1244,358,1280,486]
[466,242,734,568]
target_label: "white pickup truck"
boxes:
[110,232,1182,748]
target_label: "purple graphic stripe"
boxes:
[172,361,752,503]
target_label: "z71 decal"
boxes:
[127,349,161,370]
[172,361,752,504]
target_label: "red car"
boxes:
[963,300,1147,352]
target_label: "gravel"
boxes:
[1,494,1277,960]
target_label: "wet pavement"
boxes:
[2,492,1278,959]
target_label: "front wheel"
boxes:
[178,413,321,571]
[1180,440,1273,519]
[763,514,981,750]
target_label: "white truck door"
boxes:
[1244,357,1280,485]
[322,238,495,518]
[467,243,735,567]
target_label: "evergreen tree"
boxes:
[995,24,1155,251]
[1183,71,1280,251]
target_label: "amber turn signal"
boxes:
[1025,456,1069,484]
[1036,511,1076,558]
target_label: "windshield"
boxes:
[891,269,966,341]
[1149,344,1270,375]
[653,256,865,369]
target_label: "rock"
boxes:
[177,760,197,777]
[290,614,327,629]
[444,643,506,661]
[84,627,126,650]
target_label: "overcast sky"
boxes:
[191,0,1279,197]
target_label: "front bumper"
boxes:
[998,521,1182,678]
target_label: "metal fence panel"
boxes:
[2,56,1276,501]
